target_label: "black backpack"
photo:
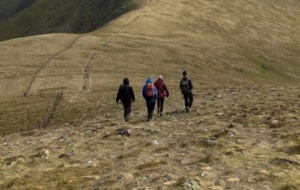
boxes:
[181,79,189,94]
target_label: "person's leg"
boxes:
[122,103,127,120]
[184,93,189,111]
[157,99,161,114]
[147,101,155,121]
[150,102,155,119]
[146,102,151,121]
[123,102,131,122]
[189,92,193,108]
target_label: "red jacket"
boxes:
[154,78,169,100]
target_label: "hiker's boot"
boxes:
[125,115,130,122]
[185,107,189,112]
[159,112,162,117]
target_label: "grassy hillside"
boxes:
[0,0,136,41]
[0,84,299,189]
[0,0,299,134]
[0,0,299,189]
[0,0,22,20]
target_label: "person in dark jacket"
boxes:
[142,77,158,121]
[180,71,193,112]
[154,75,169,117]
[116,78,135,122]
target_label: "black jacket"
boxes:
[180,76,193,94]
[116,84,135,104]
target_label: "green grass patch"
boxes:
[0,96,54,135]
[0,0,138,41]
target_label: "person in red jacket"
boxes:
[154,75,169,117]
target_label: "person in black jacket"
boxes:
[180,71,193,112]
[116,78,135,122]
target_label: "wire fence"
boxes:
[12,90,64,136]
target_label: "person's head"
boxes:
[182,71,187,76]
[158,75,163,81]
[146,77,153,84]
[123,78,129,85]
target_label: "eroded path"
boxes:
[82,0,153,91]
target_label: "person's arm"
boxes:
[154,86,158,99]
[142,85,146,99]
[163,83,169,97]
[189,79,193,90]
[116,86,121,103]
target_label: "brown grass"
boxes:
[0,0,299,189]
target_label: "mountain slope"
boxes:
[0,85,299,189]
[0,0,23,21]
[0,0,300,188]
[0,0,299,133]
[0,0,135,41]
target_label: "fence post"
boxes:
[29,90,64,132]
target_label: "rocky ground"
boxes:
[0,84,299,190]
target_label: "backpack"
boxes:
[155,80,164,99]
[119,85,130,102]
[181,79,189,94]
[146,83,155,98]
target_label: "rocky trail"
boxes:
[0,84,299,189]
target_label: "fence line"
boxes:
[18,90,64,135]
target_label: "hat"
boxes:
[158,75,163,80]
[183,71,187,76]
[146,77,153,83]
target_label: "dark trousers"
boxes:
[146,101,155,120]
[157,98,165,114]
[122,102,131,122]
[184,92,193,108]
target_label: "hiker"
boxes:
[180,71,193,112]
[116,78,135,122]
[154,75,169,117]
[142,77,158,121]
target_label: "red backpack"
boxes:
[146,83,154,98]
[155,80,164,99]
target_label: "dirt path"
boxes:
[23,35,83,96]
[82,0,153,91]
[24,0,154,95]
